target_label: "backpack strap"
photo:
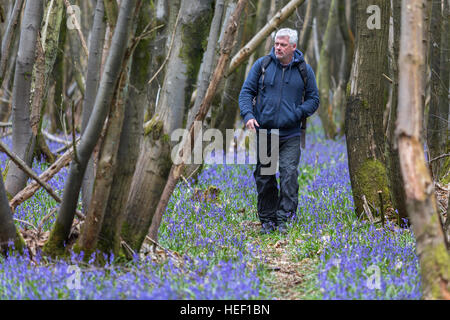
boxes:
[253,55,272,107]
[297,61,308,149]
[260,55,272,92]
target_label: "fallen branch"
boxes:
[42,130,72,146]
[0,139,61,203]
[429,153,450,163]
[362,195,375,224]
[14,218,38,231]
[6,142,84,220]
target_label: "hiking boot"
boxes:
[259,222,275,235]
[277,223,288,235]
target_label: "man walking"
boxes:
[239,28,319,234]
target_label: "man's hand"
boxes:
[245,119,260,131]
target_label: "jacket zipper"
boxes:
[275,67,285,128]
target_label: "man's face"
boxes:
[274,36,296,62]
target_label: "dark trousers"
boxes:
[253,133,301,227]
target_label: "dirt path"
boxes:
[242,220,320,299]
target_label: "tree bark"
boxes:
[43,0,138,257]
[145,0,172,121]
[98,1,153,256]
[0,0,23,88]
[298,0,315,52]
[385,0,407,224]
[396,0,450,300]
[317,0,338,139]
[5,0,43,197]
[121,0,214,252]
[148,0,247,243]
[426,0,446,180]
[345,0,391,218]
[80,0,106,214]
[334,0,354,135]
[0,167,25,254]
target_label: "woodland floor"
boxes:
[0,116,447,299]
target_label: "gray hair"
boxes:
[275,28,298,45]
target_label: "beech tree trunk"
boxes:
[97,1,153,256]
[334,0,354,135]
[317,0,338,139]
[148,0,247,243]
[345,0,391,218]
[0,0,23,87]
[121,0,214,252]
[80,0,106,213]
[0,168,25,254]
[5,0,43,197]
[43,0,138,257]
[298,0,315,52]
[385,0,407,224]
[396,0,450,300]
[426,0,446,181]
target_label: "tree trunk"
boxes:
[148,0,247,243]
[0,0,23,87]
[334,0,354,135]
[345,0,391,218]
[43,0,138,257]
[438,0,449,184]
[426,0,446,180]
[183,0,226,180]
[121,0,213,252]
[212,0,250,149]
[146,0,172,121]
[80,0,107,214]
[75,67,129,258]
[385,0,407,224]
[31,0,65,163]
[5,0,43,197]
[298,0,315,52]
[49,8,67,133]
[0,168,25,254]
[317,0,338,139]
[396,0,450,300]
[254,0,271,59]
[97,1,153,256]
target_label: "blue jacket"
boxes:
[239,48,320,137]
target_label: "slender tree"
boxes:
[316,0,338,139]
[396,0,450,300]
[345,0,392,218]
[80,0,107,213]
[98,1,154,256]
[0,0,23,88]
[0,168,25,254]
[5,0,43,197]
[43,0,138,256]
[426,0,446,180]
[121,0,214,251]
[148,0,248,243]
[385,0,407,223]
[334,0,354,134]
